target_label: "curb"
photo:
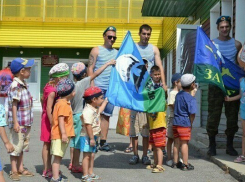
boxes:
[189,140,245,182]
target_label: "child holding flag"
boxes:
[145,65,167,173]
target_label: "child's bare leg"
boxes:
[142,137,149,156]
[82,152,91,176]
[242,119,245,156]
[167,138,173,161]
[88,153,95,175]
[148,143,152,151]
[69,147,74,166]
[52,156,62,179]
[17,152,24,172]
[42,142,52,171]
[156,147,163,166]
[10,156,18,173]
[180,140,189,165]
[0,171,6,182]
[132,137,138,156]
[72,149,81,167]
[173,138,180,164]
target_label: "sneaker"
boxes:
[50,177,69,182]
[81,175,93,182]
[142,155,151,165]
[99,143,111,152]
[166,160,173,167]
[129,155,139,165]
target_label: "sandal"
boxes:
[124,147,133,153]
[71,165,83,173]
[68,163,72,170]
[18,168,34,177]
[171,161,183,169]
[181,163,194,171]
[146,164,156,170]
[9,171,20,181]
[152,165,165,173]
[90,173,100,180]
[42,168,52,178]
[234,155,245,163]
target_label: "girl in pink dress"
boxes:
[40,63,69,178]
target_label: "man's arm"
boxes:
[153,45,167,91]
[235,40,242,64]
[90,59,116,81]
[87,47,99,87]
[189,114,195,128]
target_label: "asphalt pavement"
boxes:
[0,111,237,182]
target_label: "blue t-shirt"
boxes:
[173,90,197,127]
[0,104,6,127]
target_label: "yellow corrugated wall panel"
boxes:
[0,22,163,48]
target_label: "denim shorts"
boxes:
[102,90,114,116]
[80,136,98,153]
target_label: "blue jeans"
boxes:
[102,90,114,116]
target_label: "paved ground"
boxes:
[0,112,237,182]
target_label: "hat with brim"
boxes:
[171,73,182,83]
[10,58,34,74]
[181,74,196,87]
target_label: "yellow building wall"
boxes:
[0,0,163,48]
[0,22,163,48]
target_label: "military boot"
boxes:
[226,136,238,156]
[207,136,216,156]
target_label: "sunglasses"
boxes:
[107,36,117,40]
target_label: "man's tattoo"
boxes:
[88,54,94,67]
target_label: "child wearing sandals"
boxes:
[69,60,116,173]
[41,63,69,178]
[80,87,108,182]
[225,77,245,163]
[50,78,75,182]
[8,58,35,181]
[145,65,167,173]
[172,74,197,171]
[166,73,182,167]
[0,104,14,182]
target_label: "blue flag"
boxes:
[194,27,245,95]
[106,31,166,112]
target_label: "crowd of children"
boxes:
[1,55,227,182]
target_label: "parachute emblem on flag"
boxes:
[116,54,147,92]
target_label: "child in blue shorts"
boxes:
[69,60,115,172]
[0,104,14,182]
[80,87,108,182]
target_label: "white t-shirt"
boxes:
[80,104,101,137]
[168,90,178,117]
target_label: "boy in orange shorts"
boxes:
[145,66,167,173]
[172,74,197,171]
